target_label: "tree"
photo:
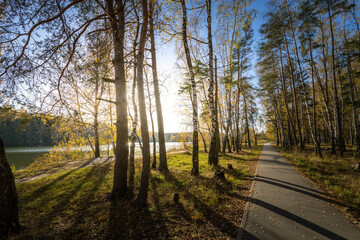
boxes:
[259,0,360,159]
[106,0,130,201]
[149,0,168,172]
[0,138,21,238]
[180,0,199,176]
[207,0,219,166]
[0,0,130,201]
[135,0,151,206]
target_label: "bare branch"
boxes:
[0,0,85,77]
[97,98,116,104]
[102,77,115,83]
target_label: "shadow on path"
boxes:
[257,176,330,197]
[248,197,347,240]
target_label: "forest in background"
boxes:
[259,0,360,158]
[0,106,195,148]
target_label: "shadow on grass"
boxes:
[21,157,100,204]
[107,199,169,239]
[163,172,240,238]
[19,162,112,239]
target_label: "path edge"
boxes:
[236,144,264,240]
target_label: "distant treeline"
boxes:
[150,133,191,143]
[0,107,190,148]
[0,107,56,147]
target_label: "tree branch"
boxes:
[97,98,116,104]
[102,78,115,83]
[0,0,85,78]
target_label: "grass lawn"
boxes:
[276,144,360,224]
[10,145,262,239]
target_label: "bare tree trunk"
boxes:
[309,42,321,156]
[149,0,168,171]
[0,138,21,238]
[278,49,296,146]
[235,82,240,152]
[135,0,150,206]
[222,89,231,153]
[129,4,140,195]
[94,103,100,157]
[107,0,128,201]
[344,19,360,156]
[243,90,251,147]
[273,93,287,148]
[287,12,322,157]
[215,56,221,153]
[319,21,336,154]
[181,0,199,176]
[94,62,105,158]
[207,0,219,166]
[145,72,157,168]
[199,129,208,153]
[328,0,345,156]
[283,30,303,150]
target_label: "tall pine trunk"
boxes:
[150,0,168,171]
[243,90,251,147]
[344,19,360,156]
[287,11,322,157]
[145,73,157,168]
[328,0,345,156]
[181,0,199,176]
[107,0,128,201]
[278,48,296,146]
[283,30,303,150]
[135,0,150,206]
[129,7,140,195]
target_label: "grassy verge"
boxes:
[10,145,262,240]
[275,144,360,222]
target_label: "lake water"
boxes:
[5,142,185,170]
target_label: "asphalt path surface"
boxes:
[239,143,360,240]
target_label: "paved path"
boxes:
[239,143,360,240]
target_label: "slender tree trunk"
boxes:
[319,21,336,154]
[252,121,257,146]
[288,17,322,157]
[273,92,287,148]
[135,0,150,206]
[199,129,208,153]
[328,0,345,156]
[94,104,100,158]
[283,30,303,150]
[235,82,240,153]
[275,120,280,146]
[129,7,140,195]
[344,20,360,156]
[145,73,157,168]
[278,49,296,146]
[215,56,221,153]
[243,91,251,147]
[149,0,168,171]
[309,42,320,156]
[107,0,128,201]
[207,0,218,166]
[181,0,199,176]
[94,72,100,158]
